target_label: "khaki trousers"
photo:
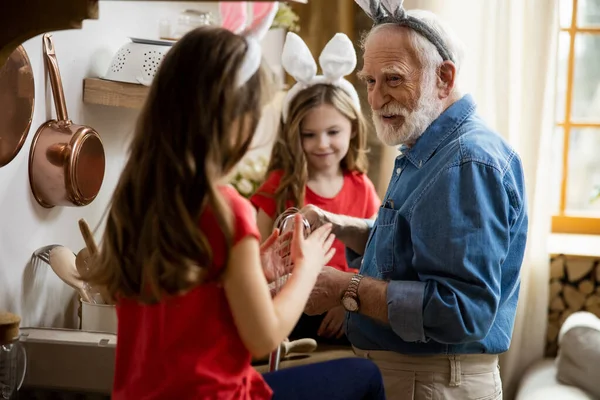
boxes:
[353,347,502,400]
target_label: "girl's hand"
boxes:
[290,214,336,276]
[260,229,280,283]
[260,229,280,254]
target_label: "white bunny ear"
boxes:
[281,33,361,122]
[244,2,278,40]
[318,33,357,82]
[282,32,317,85]
[381,0,406,20]
[235,2,278,87]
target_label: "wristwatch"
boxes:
[342,274,364,312]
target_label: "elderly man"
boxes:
[301,1,528,399]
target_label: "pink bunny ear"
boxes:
[244,2,278,40]
[219,2,248,34]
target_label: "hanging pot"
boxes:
[29,34,105,208]
[0,45,35,168]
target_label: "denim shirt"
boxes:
[346,95,528,355]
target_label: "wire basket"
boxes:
[265,208,311,295]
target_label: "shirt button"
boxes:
[396,167,402,175]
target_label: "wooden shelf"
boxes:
[83,78,149,109]
[83,77,289,110]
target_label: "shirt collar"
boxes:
[401,94,476,168]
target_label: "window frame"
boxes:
[552,0,600,235]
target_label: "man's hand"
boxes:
[301,205,372,255]
[318,306,346,338]
[299,204,329,232]
[305,266,353,316]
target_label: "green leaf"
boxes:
[271,2,300,32]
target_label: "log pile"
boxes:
[546,255,600,356]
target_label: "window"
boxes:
[552,0,600,235]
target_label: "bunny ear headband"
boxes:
[281,32,361,123]
[355,0,454,63]
[219,2,279,87]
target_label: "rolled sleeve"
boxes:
[364,218,375,230]
[387,280,427,342]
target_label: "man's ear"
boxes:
[437,60,456,98]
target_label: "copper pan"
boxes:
[29,34,105,208]
[0,45,35,167]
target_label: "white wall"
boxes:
[0,1,282,328]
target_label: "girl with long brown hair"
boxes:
[85,4,385,400]
[251,33,380,345]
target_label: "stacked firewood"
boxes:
[546,255,600,356]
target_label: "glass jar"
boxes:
[173,10,213,40]
[0,313,26,399]
[275,208,311,238]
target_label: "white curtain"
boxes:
[377,1,559,398]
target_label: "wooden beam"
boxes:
[0,0,98,69]
[0,0,309,68]
[100,0,307,2]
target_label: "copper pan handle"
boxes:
[46,143,70,167]
[42,34,69,122]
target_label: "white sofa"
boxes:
[515,358,594,400]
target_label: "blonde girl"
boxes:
[251,33,380,344]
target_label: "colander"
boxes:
[103,38,174,86]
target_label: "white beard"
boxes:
[372,72,445,147]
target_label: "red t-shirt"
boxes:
[113,186,272,400]
[250,170,380,272]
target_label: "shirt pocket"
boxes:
[375,206,398,275]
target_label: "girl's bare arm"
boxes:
[223,223,334,359]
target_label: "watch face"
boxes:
[342,296,358,312]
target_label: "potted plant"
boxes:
[271,2,300,33]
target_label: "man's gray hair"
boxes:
[403,10,466,72]
[361,9,467,87]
